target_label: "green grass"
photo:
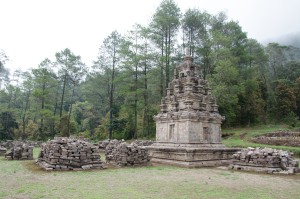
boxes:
[0,157,299,199]
[33,147,40,159]
[1,125,300,198]
[222,124,300,155]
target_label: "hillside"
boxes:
[222,125,300,156]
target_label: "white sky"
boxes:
[1,0,300,73]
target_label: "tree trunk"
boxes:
[142,43,148,139]
[51,84,60,137]
[40,82,46,139]
[165,30,169,89]
[160,35,164,98]
[134,36,138,139]
[22,91,31,140]
[59,73,67,118]
[67,83,76,137]
[109,46,116,139]
[167,27,171,84]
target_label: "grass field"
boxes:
[1,125,300,199]
[0,156,300,199]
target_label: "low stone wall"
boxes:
[251,130,300,147]
[230,147,299,174]
[105,140,150,166]
[5,142,33,160]
[36,137,105,171]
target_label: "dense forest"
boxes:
[1,0,300,141]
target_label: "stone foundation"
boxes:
[147,143,239,168]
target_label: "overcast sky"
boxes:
[1,0,300,73]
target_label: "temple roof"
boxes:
[154,49,224,123]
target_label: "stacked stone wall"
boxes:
[36,137,105,171]
[105,140,151,166]
[4,142,33,160]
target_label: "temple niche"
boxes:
[147,49,238,167]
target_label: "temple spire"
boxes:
[183,47,193,61]
[185,47,190,56]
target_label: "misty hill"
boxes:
[264,31,300,49]
[264,32,300,62]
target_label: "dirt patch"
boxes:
[252,130,300,147]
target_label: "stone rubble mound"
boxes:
[0,140,14,149]
[36,137,105,171]
[0,146,7,156]
[105,139,151,166]
[4,142,33,160]
[230,147,299,174]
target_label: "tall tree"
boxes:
[95,31,122,139]
[20,71,33,139]
[181,9,212,78]
[0,111,18,140]
[275,80,297,120]
[32,59,57,139]
[55,48,81,119]
[150,0,181,95]
[66,58,86,136]
[265,43,286,81]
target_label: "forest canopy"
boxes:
[1,0,300,141]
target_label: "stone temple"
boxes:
[147,50,238,167]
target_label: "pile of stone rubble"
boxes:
[105,140,150,166]
[230,147,299,174]
[0,146,7,156]
[36,137,105,171]
[0,140,14,149]
[4,142,33,160]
